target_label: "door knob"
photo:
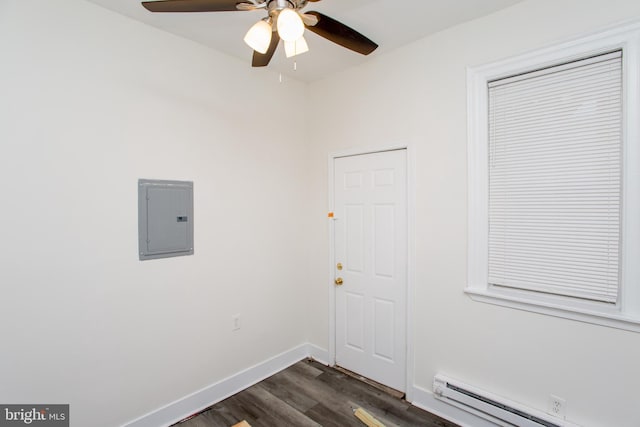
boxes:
[335,277,343,286]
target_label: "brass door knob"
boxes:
[335,277,343,286]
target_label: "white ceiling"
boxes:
[85,0,522,82]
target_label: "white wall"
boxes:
[0,1,309,426]
[306,1,640,426]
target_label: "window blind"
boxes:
[488,50,622,303]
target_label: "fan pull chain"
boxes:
[279,73,283,83]
[294,61,297,71]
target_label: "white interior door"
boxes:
[333,149,407,392]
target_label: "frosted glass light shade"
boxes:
[277,8,304,42]
[244,19,272,54]
[285,36,309,58]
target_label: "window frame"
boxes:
[466,22,640,332]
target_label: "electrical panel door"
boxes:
[138,179,193,261]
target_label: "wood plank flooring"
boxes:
[173,359,459,427]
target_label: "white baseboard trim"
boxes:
[410,385,497,427]
[306,343,331,366]
[122,343,310,427]
[124,343,479,427]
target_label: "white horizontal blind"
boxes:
[488,51,622,303]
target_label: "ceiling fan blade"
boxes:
[300,13,319,27]
[252,33,280,67]
[304,11,378,55]
[236,2,258,11]
[142,0,243,12]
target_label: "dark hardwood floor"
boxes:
[174,359,458,427]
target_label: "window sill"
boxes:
[464,287,640,333]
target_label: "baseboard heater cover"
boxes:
[433,374,580,427]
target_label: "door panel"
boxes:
[346,292,365,350]
[334,149,407,392]
[373,298,395,361]
[374,204,395,278]
[345,205,365,272]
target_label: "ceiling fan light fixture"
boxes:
[285,35,309,58]
[244,18,272,54]
[276,8,304,42]
[141,0,379,68]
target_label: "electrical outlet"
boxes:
[232,314,241,331]
[548,395,566,419]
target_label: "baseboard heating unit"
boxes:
[433,374,580,427]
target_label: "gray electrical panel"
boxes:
[138,179,194,261]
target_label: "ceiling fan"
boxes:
[141,0,378,67]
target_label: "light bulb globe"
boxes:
[285,36,309,58]
[244,19,272,54]
[277,8,304,42]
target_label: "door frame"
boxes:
[327,142,416,400]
